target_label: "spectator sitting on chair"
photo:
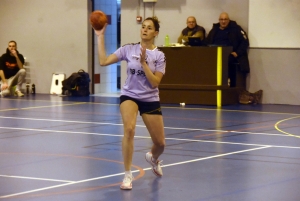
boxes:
[177,16,205,45]
[0,40,26,97]
[205,12,250,87]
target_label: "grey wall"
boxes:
[0,0,92,94]
[248,48,300,104]
[120,0,300,105]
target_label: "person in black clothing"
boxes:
[177,16,206,45]
[206,12,249,87]
[0,41,26,97]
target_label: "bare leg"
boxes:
[142,114,165,160]
[120,100,138,171]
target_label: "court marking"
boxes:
[162,106,300,116]
[2,98,300,116]
[0,175,74,183]
[20,102,87,110]
[0,102,87,112]
[0,107,299,198]
[0,116,291,138]
[0,146,270,199]
[0,153,145,199]
[0,126,299,150]
[274,116,300,138]
[162,146,270,167]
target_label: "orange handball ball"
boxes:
[90,10,108,30]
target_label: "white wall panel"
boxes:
[249,0,300,48]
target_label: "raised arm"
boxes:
[94,24,119,66]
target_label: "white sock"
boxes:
[125,171,132,176]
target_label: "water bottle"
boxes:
[26,83,30,95]
[165,35,170,46]
[31,84,35,94]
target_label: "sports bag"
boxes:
[239,90,263,105]
[62,69,90,96]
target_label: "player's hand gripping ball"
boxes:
[90,10,107,30]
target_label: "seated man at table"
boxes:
[205,12,249,87]
[177,16,205,46]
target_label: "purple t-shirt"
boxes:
[114,42,166,102]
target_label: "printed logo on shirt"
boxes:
[132,54,149,64]
[132,55,140,60]
[130,68,146,77]
[5,62,17,69]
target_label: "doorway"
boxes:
[92,0,121,94]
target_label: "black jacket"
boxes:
[0,49,25,79]
[206,20,250,73]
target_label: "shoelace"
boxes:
[123,175,134,183]
[156,160,163,166]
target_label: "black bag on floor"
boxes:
[62,69,90,96]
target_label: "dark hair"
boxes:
[144,16,160,32]
[9,40,17,46]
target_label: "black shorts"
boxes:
[120,95,162,116]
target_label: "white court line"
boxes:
[0,172,124,199]
[0,175,74,183]
[162,146,270,167]
[162,106,300,116]
[0,146,270,199]
[0,126,299,149]
[1,98,299,116]
[0,116,290,137]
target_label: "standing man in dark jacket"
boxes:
[206,12,249,87]
[0,41,26,97]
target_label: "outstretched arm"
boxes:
[94,24,119,66]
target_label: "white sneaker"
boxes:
[14,90,24,97]
[145,152,163,177]
[120,174,133,190]
[0,90,10,97]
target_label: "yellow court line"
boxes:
[274,116,300,138]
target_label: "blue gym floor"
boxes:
[0,94,299,201]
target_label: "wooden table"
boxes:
[159,46,245,106]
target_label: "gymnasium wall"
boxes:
[249,0,300,48]
[0,0,299,105]
[120,0,300,105]
[0,0,92,94]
